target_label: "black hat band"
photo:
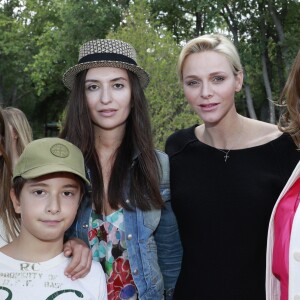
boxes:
[79,53,137,65]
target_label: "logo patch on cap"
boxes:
[50,144,70,158]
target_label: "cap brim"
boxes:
[63,61,150,90]
[16,165,90,185]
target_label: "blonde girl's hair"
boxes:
[0,107,32,242]
[177,33,243,82]
[2,107,33,160]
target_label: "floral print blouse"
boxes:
[88,208,137,300]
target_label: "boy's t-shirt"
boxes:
[0,252,107,300]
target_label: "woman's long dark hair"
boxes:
[60,69,164,214]
[278,50,300,148]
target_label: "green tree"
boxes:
[149,0,300,123]
[27,0,129,134]
[2,0,300,142]
[0,0,129,137]
[0,0,34,108]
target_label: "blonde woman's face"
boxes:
[182,51,243,125]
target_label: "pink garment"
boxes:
[272,178,300,300]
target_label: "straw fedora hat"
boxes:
[63,39,150,90]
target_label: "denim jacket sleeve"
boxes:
[154,150,182,300]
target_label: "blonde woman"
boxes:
[165,34,300,299]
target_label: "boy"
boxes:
[0,137,107,299]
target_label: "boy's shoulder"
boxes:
[90,260,105,276]
[0,251,69,269]
[0,253,107,300]
[77,260,107,299]
[85,260,106,283]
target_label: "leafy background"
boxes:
[1,0,300,149]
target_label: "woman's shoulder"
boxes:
[242,118,283,148]
[165,125,198,157]
[167,124,197,141]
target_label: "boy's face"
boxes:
[11,172,82,243]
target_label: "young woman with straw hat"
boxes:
[60,39,182,300]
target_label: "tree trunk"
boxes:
[244,83,257,119]
[276,46,286,91]
[195,11,202,37]
[259,1,275,124]
[11,85,18,107]
[242,69,257,119]
[262,52,276,124]
[268,0,285,44]
[268,0,287,83]
[0,75,3,106]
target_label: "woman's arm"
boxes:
[155,151,182,299]
[155,196,182,299]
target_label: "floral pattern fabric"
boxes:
[89,208,137,300]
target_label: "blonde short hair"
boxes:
[177,34,243,82]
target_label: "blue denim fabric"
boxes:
[65,150,182,300]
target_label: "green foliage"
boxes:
[149,0,225,42]
[0,0,129,137]
[1,0,300,141]
[0,1,33,106]
[150,0,300,122]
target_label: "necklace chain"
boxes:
[217,148,231,162]
[215,117,244,163]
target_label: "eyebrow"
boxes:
[209,71,227,76]
[85,77,128,83]
[26,182,80,189]
[184,71,227,79]
[61,184,80,189]
[27,182,47,188]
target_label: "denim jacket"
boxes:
[66,150,182,300]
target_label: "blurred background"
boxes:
[1,0,300,149]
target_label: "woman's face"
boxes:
[182,51,243,125]
[85,67,132,134]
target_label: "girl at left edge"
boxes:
[60,39,182,300]
[0,107,33,246]
[0,107,89,281]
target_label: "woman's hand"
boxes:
[63,238,92,280]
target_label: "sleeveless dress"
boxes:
[89,208,137,300]
[165,125,300,300]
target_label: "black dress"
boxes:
[165,125,300,300]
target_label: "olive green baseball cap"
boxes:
[13,137,89,185]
